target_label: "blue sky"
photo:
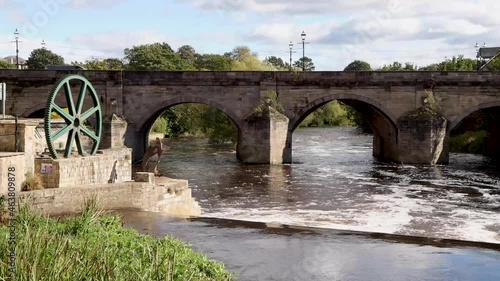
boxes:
[1,0,498,70]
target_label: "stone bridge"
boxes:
[1,70,499,164]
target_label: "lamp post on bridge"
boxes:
[289,41,293,71]
[13,29,20,69]
[297,31,310,71]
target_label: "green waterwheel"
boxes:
[44,75,102,159]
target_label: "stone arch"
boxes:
[290,93,398,131]
[289,93,399,162]
[448,100,500,133]
[22,102,70,118]
[22,103,48,118]
[137,96,243,134]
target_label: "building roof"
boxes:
[3,56,27,64]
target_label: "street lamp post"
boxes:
[301,31,306,71]
[297,31,309,71]
[41,39,46,49]
[13,29,20,69]
[289,41,293,71]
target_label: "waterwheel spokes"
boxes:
[80,106,99,122]
[64,129,77,158]
[80,125,99,142]
[44,75,103,159]
[75,131,84,155]
[64,81,76,116]
[51,124,72,142]
[52,104,73,124]
[76,82,87,115]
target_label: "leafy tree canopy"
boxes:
[344,60,372,71]
[176,45,197,66]
[194,54,232,71]
[293,56,315,71]
[26,48,64,70]
[72,57,124,70]
[377,61,417,71]
[0,60,15,69]
[124,42,192,70]
[265,56,286,69]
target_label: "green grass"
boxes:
[0,200,235,281]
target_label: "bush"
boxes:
[21,173,43,191]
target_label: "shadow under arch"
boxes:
[290,93,397,131]
[23,103,49,118]
[137,96,243,134]
[289,93,399,162]
[448,101,500,159]
[136,97,242,161]
[448,100,500,133]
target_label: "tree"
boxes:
[0,60,15,69]
[419,55,477,71]
[377,61,416,71]
[293,57,315,71]
[484,56,500,71]
[194,54,232,71]
[26,48,64,69]
[124,42,191,70]
[265,56,286,69]
[72,57,124,70]
[438,55,476,71]
[225,46,276,71]
[176,45,197,66]
[225,46,254,61]
[344,60,372,71]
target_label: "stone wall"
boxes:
[0,153,26,194]
[0,120,37,175]
[397,108,448,164]
[34,147,132,189]
[18,176,201,217]
[100,114,128,149]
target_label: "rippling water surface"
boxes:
[158,127,500,243]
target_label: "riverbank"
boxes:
[0,202,235,280]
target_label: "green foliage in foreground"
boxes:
[449,130,487,154]
[0,204,235,281]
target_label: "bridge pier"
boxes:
[236,106,290,164]
[396,108,448,164]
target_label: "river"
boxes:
[121,127,500,280]
[157,127,500,244]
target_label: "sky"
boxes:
[0,0,499,70]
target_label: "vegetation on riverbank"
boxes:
[0,200,235,280]
[449,131,487,154]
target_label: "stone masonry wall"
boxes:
[0,153,25,194]
[0,120,37,175]
[397,108,448,164]
[18,176,201,216]
[35,147,132,189]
